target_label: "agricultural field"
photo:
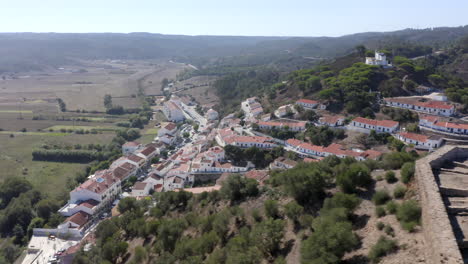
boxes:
[0,133,115,199]
[140,62,189,95]
[175,75,219,107]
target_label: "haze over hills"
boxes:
[1,25,468,73]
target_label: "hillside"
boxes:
[71,155,424,264]
[1,26,468,73]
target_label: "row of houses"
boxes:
[257,120,307,132]
[57,143,158,234]
[396,132,443,151]
[350,117,399,133]
[241,97,264,118]
[419,115,468,135]
[286,138,382,161]
[383,97,455,117]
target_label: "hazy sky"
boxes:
[2,0,467,37]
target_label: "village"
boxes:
[22,51,468,264]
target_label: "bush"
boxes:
[252,209,262,222]
[384,171,398,183]
[368,236,398,263]
[284,201,303,222]
[396,200,421,232]
[336,163,372,193]
[393,185,407,199]
[376,221,385,230]
[384,225,395,237]
[264,200,279,219]
[220,174,259,202]
[375,206,386,218]
[386,201,398,214]
[401,162,415,184]
[372,190,391,205]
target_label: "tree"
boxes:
[301,208,359,264]
[220,174,259,202]
[396,200,421,231]
[35,199,59,220]
[264,200,279,219]
[252,219,285,257]
[401,162,415,184]
[0,178,33,208]
[355,45,366,57]
[57,98,66,112]
[118,197,138,213]
[284,200,303,223]
[103,94,113,109]
[336,163,372,193]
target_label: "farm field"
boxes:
[46,125,119,132]
[0,133,115,199]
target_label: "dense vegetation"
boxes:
[69,149,423,263]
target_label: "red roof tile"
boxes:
[297,99,319,105]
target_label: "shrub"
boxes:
[372,190,391,205]
[400,162,415,184]
[284,201,304,222]
[386,201,398,214]
[375,206,386,218]
[393,185,407,199]
[336,163,372,193]
[264,200,279,219]
[252,209,262,222]
[376,221,385,230]
[396,200,421,232]
[384,171,398,183]
[368,236,398,263]
[384,225,395,237]
[376,175,383,181]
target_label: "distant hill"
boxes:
[0,26,467,73]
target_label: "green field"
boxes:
[46,125,120,132]
[0,110,33,113]
[0,133,115,199]
[0,131,68,136]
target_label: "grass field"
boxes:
[0,131,68,136]
[46,125,120,132]
[0,133,115,199]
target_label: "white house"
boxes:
[397,132,443,150]
[351,117,399,133]
[270,157,298,170]
[122,141,141,155]
[131,182,152,197]
[257,120,307,132]
[366,51,392,67]
[419,115,468,135]
[163,100,185,122]
[164,176,185,191]
[274,104,296,118]
[383,97,455,117]
[158,122,178,137]
[317,115,345,127]
[224,135,278,149]
[136,146,158,163]
[205,109,219,121]
[296,99,319,109]
[241,97,263,118]
[57,211,92,233]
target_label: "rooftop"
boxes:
[353,117,398,128]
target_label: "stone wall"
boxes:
[415,146,465,264]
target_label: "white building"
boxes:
[270,157,298,170]
[296,99,319,109]
[122,141,141,155]
[131,182,153,197]
[163,100,185,122]
[224,135,278,149]
[419,115,468,135]
[274,104,296,118]
[158,122,178,137]
[366,51,392,67]
[241,97,263,118]
[350,117,399,133]
[257,120,307,132]
[383,97,455,117]
[397,132,443,150]
[317,115,345,127]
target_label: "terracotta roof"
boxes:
[245,170,269,184]
[79,199,99,209]
[128,154,145,163]
[76,170,118,194]
[139,146,156,157]
[275,157,298,167]
[299,142,325,153]
[434,121,468,130]
[120,162,137,171]
[163,122,177,131]
[361,149,383,160]
[66,211,90,228]
[399,132,430,143]
[420,114,439,123]
[258,120,306,128]
[113,166,131,180]
[286,138,303,147]
[304,157,320,162]
[385,97,453,110]
[164,101,181,111]
[133,182,148,191]
[352,117,398,128]
[297,99,319,105]
[319,115,345,124]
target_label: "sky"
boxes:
[1,0,467,37]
